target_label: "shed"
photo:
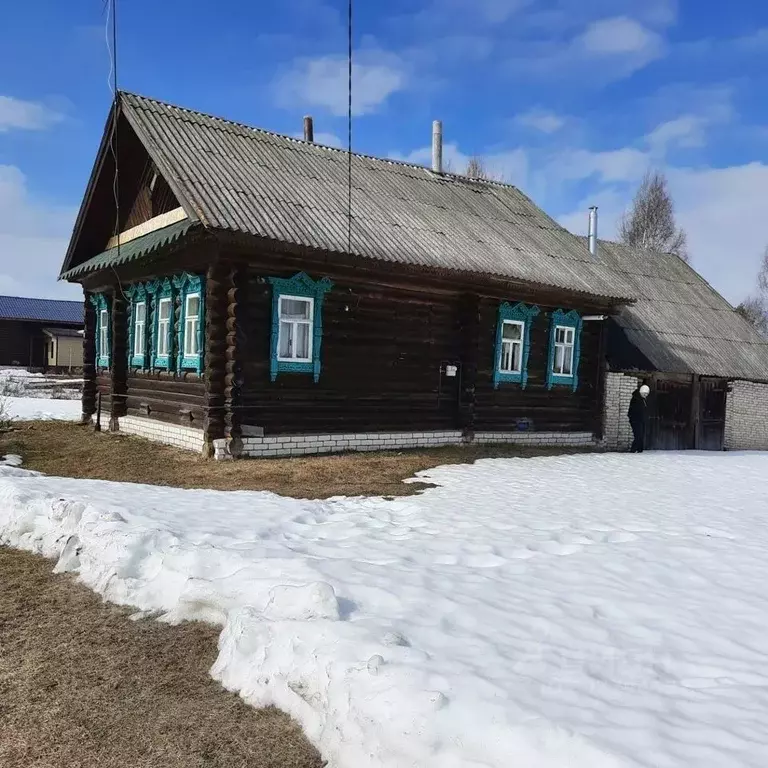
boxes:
[0,295,84,369]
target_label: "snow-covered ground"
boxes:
[0,368,82,421]
[2,396,81,421]
[1,452,768,768]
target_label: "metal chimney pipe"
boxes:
[588,206,598,257]
[303,115,314,142]
[432,120,443,173]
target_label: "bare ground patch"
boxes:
[0,546,324,768]
[0,421,594,498]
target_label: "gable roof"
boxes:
[0,295,83,325]
[594,240,768,381]
[61,92,631,303]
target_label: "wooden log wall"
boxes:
[110,290,128,425]
[239,268,462,434]
[203,264,228,453]
[224,266,244,455]
[473,299,602,433]
[239,269,604,437]
[125,371,205,424]
[82,291,97,420]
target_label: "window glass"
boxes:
[277,295,313,361]
[157,298,171,357]
[99,309,108,358]
[184,294,200,357]
[133,302,146,357]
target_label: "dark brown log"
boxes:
[110,289,128,427]
[203,263,228,454]
[224,266,244,456]
[82,289,97,421]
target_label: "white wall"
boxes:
[724,380,768,450]
[602,372,642,451]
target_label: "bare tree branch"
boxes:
[619,170,689,263]
[736,295,768,337]
[464,156,502,182]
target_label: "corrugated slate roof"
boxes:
[595,240,768,381]
[109,92,631,302]
[0,295,83,324]
[60,219,196,281]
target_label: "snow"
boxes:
[2,396,81,421]
[2,452,768,767]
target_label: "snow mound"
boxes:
[2,452,768,767]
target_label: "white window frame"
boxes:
[99,309,109,359]
[133,301,146,357]
[156,297,172,357]
[183,292,201,358]
[552,324,575,377]
[277,294,314,363]
[498,319,524,374]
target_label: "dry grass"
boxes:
[0,421,593,498]
[0,546,324,768]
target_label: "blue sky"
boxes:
[2,0,768,303]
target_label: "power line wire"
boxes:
[347,0,353,257]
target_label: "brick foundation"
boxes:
[725,380,768,450]
[114,415,205,453]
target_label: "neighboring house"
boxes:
[594,239,768,452]
[59,92,635,456]
[43,327,84,370]
[0,295,84,370]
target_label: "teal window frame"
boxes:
[493,302,539,389]
[148,278,174,370]
[173,272,205,373]
[89,293,111,368]
[267,272,333,382]
[126,283,150,369]
[546,309,582,391]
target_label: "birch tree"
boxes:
[619,171,689,262]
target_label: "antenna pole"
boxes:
[347,0,353,256]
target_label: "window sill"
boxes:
[96,357,110,368]
[152,355,172,370]
[493,370,528,390]
[271,360,315,381]
[179,355,202,371]
[547,373,577,390]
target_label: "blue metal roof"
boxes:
[0,295,83,324]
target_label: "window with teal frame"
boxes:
[126,283,150,368]
[267,272,333,382]
[89,293,111,368]
[148,277,174,370]
[172,272,205,373]
[493,301,539,389]
[546,309,582,391]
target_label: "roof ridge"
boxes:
[117,90,522,191]
[0,294,82,304]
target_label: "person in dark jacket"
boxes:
[628,384,650,453]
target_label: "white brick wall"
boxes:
[602,372,641,451]
[725,380,768,450]
[212,428,600,460]
[115,415,205,453]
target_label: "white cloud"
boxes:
[558,162,768,305]
[552,148,650,184]
[579,16,662,56]
[515,108,566,134]
[669,163,768,304]
[0,165,79,299]
[0,95,62,132]
[274,51,406,116]
[645,115,709,154]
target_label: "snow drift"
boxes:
[1,452,768,767]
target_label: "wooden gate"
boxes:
[648,377,692,450]
[647,375,727,451]
[697,378,727,451]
